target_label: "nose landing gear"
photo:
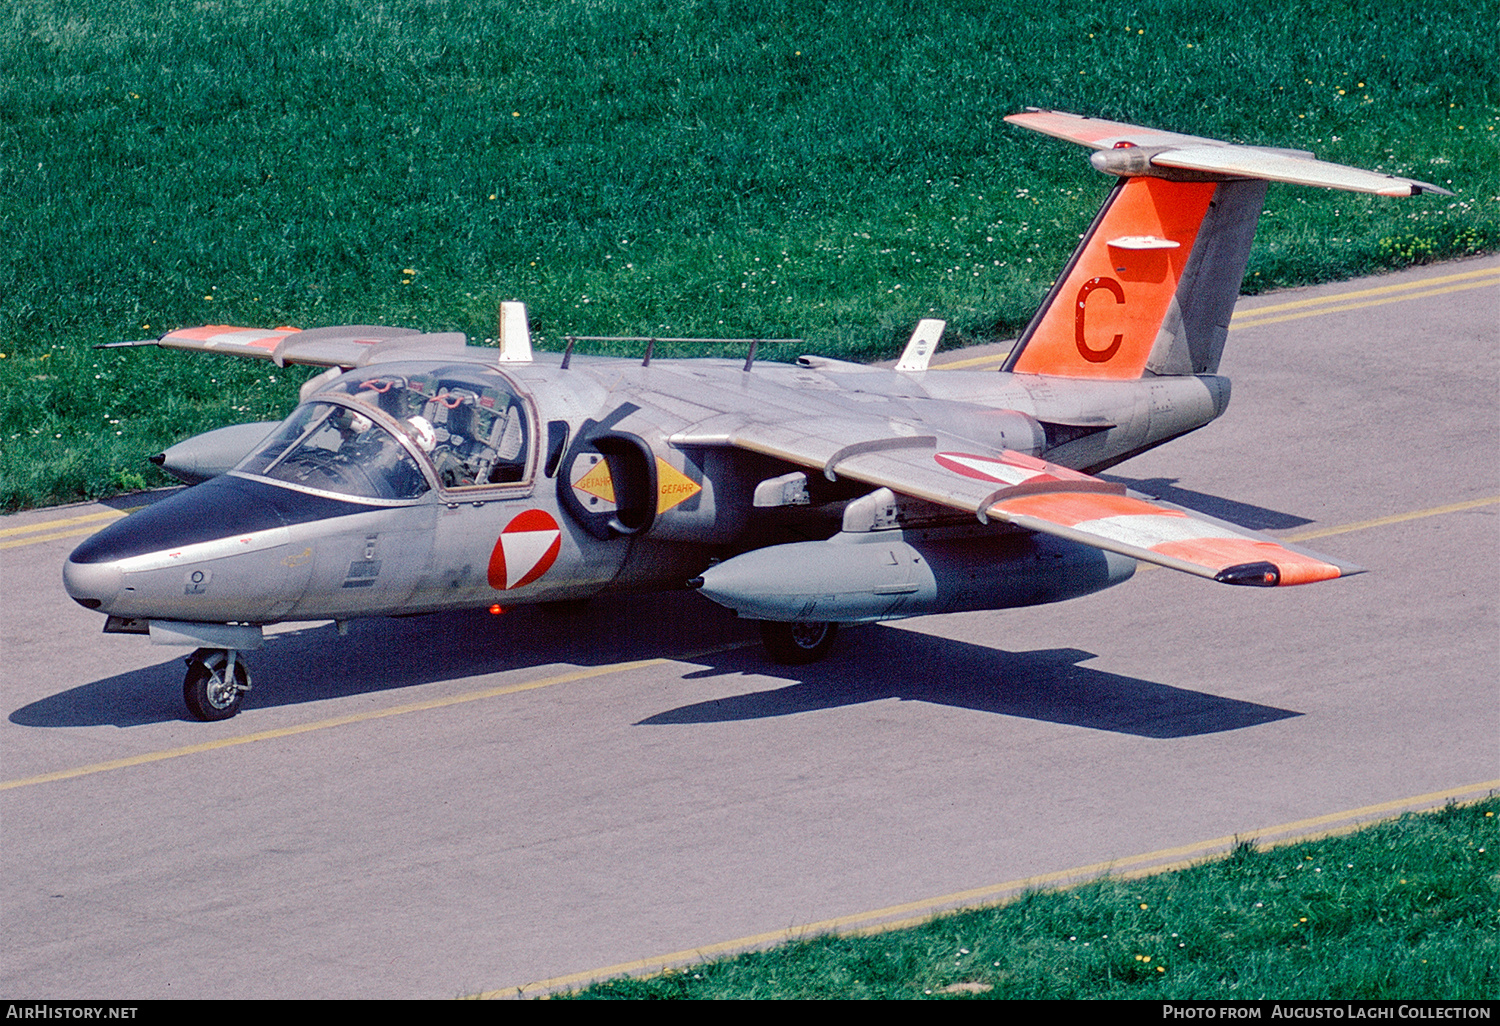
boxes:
[183,647,251,721]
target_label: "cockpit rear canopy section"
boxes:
[235,362,535,501]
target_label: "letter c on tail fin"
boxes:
[1075,276,1125,362]
[1008,177,1220,379]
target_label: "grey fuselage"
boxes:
[63,346,1228,629]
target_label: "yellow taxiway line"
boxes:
[0,646,754,793]
[0,508,133,550]
[930,347,1015,371]
[1231,267,1500,330]
[2,496,1491,794]
[1283,495,1500,543]
[0,660,665,792]
[487,777,1500,998]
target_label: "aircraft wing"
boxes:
[136,302,532,367]
[680,416,1360,587]
[145,324,469,367]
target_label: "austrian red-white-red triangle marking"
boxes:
[934,450,1092,489]
[487,509,562,590]
[934,451,1034,486]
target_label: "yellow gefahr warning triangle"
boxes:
[573,455,700,512]
[655,457,701,513]
[573,459,615,503]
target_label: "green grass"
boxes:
[3,0,1497,509]
[556,798,1499,999]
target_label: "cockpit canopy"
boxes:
[237,363,534,501]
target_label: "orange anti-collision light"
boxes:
[488,604,506,615]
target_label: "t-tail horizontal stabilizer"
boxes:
[1005,109,1452,196]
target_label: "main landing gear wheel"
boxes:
[758,620,839,665]
[183,648,250,721]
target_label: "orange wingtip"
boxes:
[1172,536,1343,586]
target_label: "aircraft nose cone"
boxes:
[64,476,293,620]
[63,557,123,611]
[64,473,379,622]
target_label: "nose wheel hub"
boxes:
[183,648,251,721]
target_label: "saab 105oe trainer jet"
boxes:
[64,110,1449,720]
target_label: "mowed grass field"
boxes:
[557,799,1498,1000]
[2,0,1496,508]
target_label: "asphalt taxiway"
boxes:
[2,256,1496,998]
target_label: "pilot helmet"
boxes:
[405,415,437,453]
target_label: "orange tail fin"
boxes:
[1004,174,1266,380]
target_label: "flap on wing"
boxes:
[694,415,1357,588]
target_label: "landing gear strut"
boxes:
[183,647,251,721]
[758,620,839,665]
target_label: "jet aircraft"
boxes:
[64,110,1450,720]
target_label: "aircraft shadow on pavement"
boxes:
[646,626,1301,738]
[16,593,1298,737]
[14,592,756,728]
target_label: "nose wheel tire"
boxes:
[758,620,839,665]
[184,648,250,721]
